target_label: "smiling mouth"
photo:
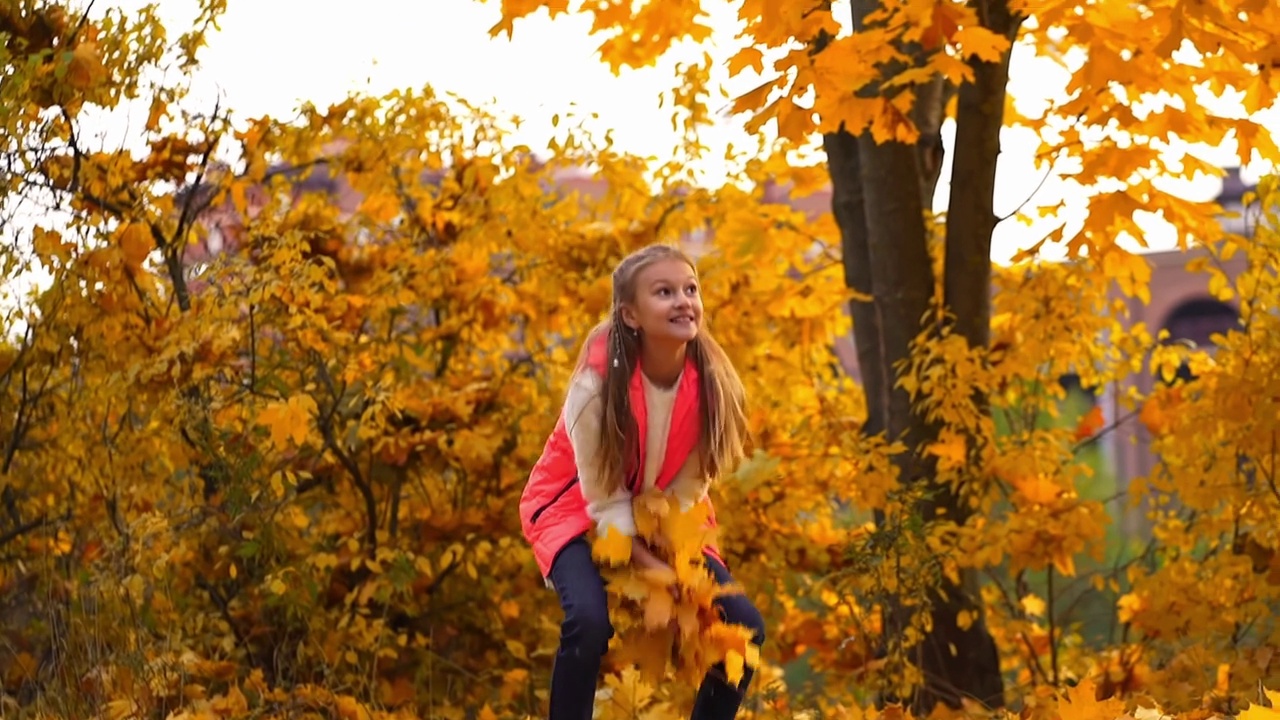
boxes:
[670,316,696,324]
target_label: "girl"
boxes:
[519,244,766,720]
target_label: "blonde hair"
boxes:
[574,244,748,496]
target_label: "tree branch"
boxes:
[314,356,377,555]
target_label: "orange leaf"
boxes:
[117,223,153,267]
[952,26,1010,63]
[1073,405,1105,442]
[727,46,765,76]
[643,588,674,630]
[1057,677,1125,720]
[335,695,372,720]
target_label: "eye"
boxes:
[685,283,698,295]
[656,287,672,297]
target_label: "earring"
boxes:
[612,356,619,368]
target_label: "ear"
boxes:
[619,304,640,330]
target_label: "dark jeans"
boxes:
[547,536,766,720]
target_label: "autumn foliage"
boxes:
[2,0,1280,719]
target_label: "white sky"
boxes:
[68,1,1280,263]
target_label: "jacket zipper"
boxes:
[530,476,579,525]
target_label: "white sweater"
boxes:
[563,369,710,537]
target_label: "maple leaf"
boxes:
[726,46,765,76]
[622,624,678,685]
[642,587,674,630]
[952,26,1011,63]
[633,491,669,540]
[592,526,633,567]
[1057,678,1126,720]
[1239,691,1280,720]
[599,667,659,718]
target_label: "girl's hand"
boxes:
[631,537,673,574]
[631,538,681,600]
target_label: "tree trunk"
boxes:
[919,1,1021,708]
[825,0,1021,712]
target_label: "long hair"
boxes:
[573,244,748,496]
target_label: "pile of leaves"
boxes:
[592,492,762,689]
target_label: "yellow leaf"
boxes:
[358,192,401,225]
[1057,678,1126,720]
[117,222,152,267]
[269,471,285,499]
[1012,474,1060,506]
[257,395,318,450]
[953,26,1010,63]
[926,432,967,470]
[634,492,669,540]
[32,227,73,265]
[725,649,745,686]
[104,698,140,720]
[643,587,674,630]
[1020,594,1046,618]
[506,638,529,661]
[1236,119,1280,165]
[1116,592,1145,624]
[591,526,633,566]
[335,694,372,720]
[1239,692,1280,720]
[601,667,657,715]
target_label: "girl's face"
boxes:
[621,258,702,346]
